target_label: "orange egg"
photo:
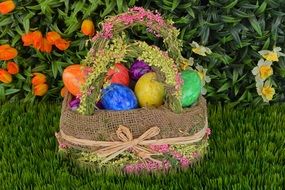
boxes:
[62,64,89,96]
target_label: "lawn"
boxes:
[0,101,284,189]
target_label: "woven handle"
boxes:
[91,7,186,67]
[78,7,188,115]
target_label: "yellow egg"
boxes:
[135,72,165,107]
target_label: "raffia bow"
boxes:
[56,122,208,164]
[96,125,161,163]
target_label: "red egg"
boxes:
[106,63,130,86]
[62,64,89,96]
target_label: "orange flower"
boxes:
[32,31,43,50]
[54,38,70,51]
[60,86,68,97]
[22,32,34,46]
[81,19,95,36]
[32,73,46,85]
[0,44,10,51]
[46,31,61,45]
[0,0,15,15]
[0,44,18,60]
[33,83,48,96]
[7,61,19,75]
[0,69,12,84]
[39,38,52,53]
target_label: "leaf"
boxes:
[128,0,136,6]
[230,29,241,45]
[200,26,209,44]
[26,4,41,10]
[51,62,58,78]
[237,90,248,101]
[83,1,102,18]
[232,69,239,84]
[240,3,259,9]
[186,7,195,18]
[256,1,267,15]
[15,74,26,80]
[0,17,12,27]
[101,1,116,17]
[209,1,222,6]
[248,16,262,36]
[262,38,270,50]
[64,22,80,35]
[224,0,238,9]
[56,62,63,74]
[233,9,252,18]
[221,15,241,23]
[23,84,31,92]
[271,16,282,41]
[116,0,123,13]
[5,89,21,96]
[32,65,47,72]
[211,53,233,64]
[171,0,180,11]
[22,12,35,33]
[217,83,230,92]
[11,35,21,46]
[234,85,239,96]
[72,1,85,15]
[0,85,5,100]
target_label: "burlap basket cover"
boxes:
[59,93,207,143]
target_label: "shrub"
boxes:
[0,0,285,106]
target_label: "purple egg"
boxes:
[129,60,152,81]
[69,97,80,111]
[96,101,104,109]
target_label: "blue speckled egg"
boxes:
[101,84,138,111]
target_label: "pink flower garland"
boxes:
[92,7,169,41]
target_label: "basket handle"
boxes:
[91,7,187,67]
[78,7,187,115]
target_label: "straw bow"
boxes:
[96,125,161,163]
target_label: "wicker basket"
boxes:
[56,7,210,173]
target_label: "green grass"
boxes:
[0,101,284,189]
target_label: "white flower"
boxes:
[201,87,207,95]
[252,59,273,82]
[195,64,211,85]
[258,47,285,62]
[189,57,194,66]
[195,64,211,95]
[256,80,275,102]
[190,41,212,56]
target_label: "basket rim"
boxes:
[63,92,207,117]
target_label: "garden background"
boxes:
[0,0,284,189]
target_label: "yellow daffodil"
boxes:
[256,81,275,102]
[258,47,285,62]
[190,41,212,56]
[252,59,273,82]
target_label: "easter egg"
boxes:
[106,63,130,86]
[63,64,89,96]
[129,60,152,81]
[69,97,80,111]
[135,72,165,107]
[181,70,202,107]
[101,84,138,110]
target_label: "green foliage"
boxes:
[141,0,285,105]
[1,0,285,105]
[0,101,284,189]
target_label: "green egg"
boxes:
[181,70,202,107]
